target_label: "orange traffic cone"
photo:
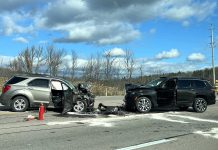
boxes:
[38,103,45,120]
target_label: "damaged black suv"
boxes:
[124,77,216,113]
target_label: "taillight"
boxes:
[2,85,11,93]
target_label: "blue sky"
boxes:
[0,0,217,74]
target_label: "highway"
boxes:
[0,96,218,150]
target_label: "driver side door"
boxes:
[157,79,177,107]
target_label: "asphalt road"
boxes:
[0,96,218,150]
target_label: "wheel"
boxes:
[11,96,29,112]
[179,106,189,111]
[193,97,207,113]
[73,100,87,112]
[135,97,152,113]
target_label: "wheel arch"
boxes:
[136,95,156,108]
[11,95,31,107]
[195,95,208,104]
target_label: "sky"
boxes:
[0,0,217,75]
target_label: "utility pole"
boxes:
[210,24,216,85]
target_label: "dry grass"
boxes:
[0,77,8,91]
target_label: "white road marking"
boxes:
[47,112,218,128]
[47,112,188,127]
[116,138,177,150]
[169,115,218,124]
[195,128,218,139]
[149,114,189,124]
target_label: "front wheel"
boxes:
[11,96,29,112]
[135,97,152,113]
[73,100,87,112]
[193,98,207,113]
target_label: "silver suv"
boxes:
[0,75,94,112]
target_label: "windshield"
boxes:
[144,78,166,88]
[62,79,77,91]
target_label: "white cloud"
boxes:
[1,15,33,36]
[0,55,15,66]
[63,55,88,68]
[104,48,126,57]
[35,0,216,45]
[149,28,156,34]
[13,37,29,43]
[182,20,190,27]
[155,49,180,60]
[187,53,205,61]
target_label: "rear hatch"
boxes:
[2,76,28,94]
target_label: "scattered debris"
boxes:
[97,103,125,115]
[24,115,37,121]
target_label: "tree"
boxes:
[45,45,65,76]
[103,51,117,80]
[124,50,135,81]
[8,46,44,74]
[71,50,78,80]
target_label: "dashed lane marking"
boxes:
[116,138,177,150]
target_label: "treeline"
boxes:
[0,45,217,95]
[1,45,137,82]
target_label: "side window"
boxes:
[51,81,62,90]
[28,79,49,88]
[62,83,69,91]
[177,80,191,89]
[7,76,28,84]
[194,80,206,88]
[162,80,176,89]
[51,80,69,91]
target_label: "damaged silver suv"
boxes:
[0,75,95,112]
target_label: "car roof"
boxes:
[14,74,64,81]
[161,76,208,81]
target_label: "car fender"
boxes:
[134,90,158,107]
[10,89,34,106]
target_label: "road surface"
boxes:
[0,96,218,150]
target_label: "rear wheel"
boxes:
[73,100,87,112]
[135,97,152,113]
[11,96,29,112]
[193,97,207,113]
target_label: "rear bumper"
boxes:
[0,94,11,106]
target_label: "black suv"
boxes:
[124,77,216,113]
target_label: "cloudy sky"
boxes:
[0,0,217,74]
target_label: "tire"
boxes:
[193,97,207,113]
[11,96,29,112]
[73,100,87,112]
[179,106,189,111]
[135,97,152,113]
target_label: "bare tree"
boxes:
[8,46,45,74]
[93,52,103,81]
[83,55,95,81]
[45,45,65,76]
[103,51,117,80]
[124,50,135,81]
[34,46,44,73]
[71,50,78,80]
[9,59,22,73]
[139,63,144,82]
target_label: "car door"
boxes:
[27,78,51,104]
[157,79,176,107]
[176,79,195,106]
